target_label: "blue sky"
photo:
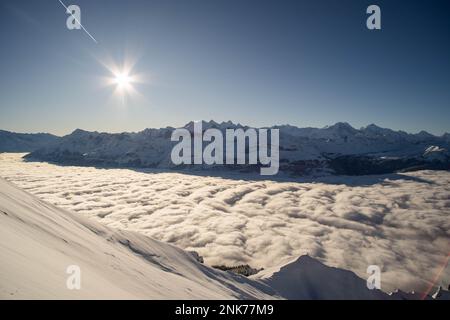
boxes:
[0,0,449,135]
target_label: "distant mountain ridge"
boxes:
[0,130,59,152]
[2,121,449,175]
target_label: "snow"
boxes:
[0,130,58,152]
[432,286,450,300]
[253,255,388,300]
[0,177,279,299]
[423,146,449,162]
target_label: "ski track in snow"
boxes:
[0,153,449,292]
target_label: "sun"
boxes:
[98,54,147,104]
[113,72,133,92]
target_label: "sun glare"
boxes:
[113,72,133,91]
[98,54,147,104]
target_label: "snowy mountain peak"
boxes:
[363,123,388,132]
[292,254,321,266]
[415,130,434,139]
[183,120,242,132]
[365,123,382,130]
[324,122,356,131]
[221,120,235,126]
[255,254,390,300]
[71,128,92,136]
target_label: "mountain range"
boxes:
[0,130,59,152]
[1,121,449,176]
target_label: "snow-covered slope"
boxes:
[0,177,278,299]
[23,121,450,176]
[0,130,59,152]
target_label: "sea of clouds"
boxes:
[0,153,448,292]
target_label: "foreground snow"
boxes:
[0,177,278,299]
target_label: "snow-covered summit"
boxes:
[254,255,388,300]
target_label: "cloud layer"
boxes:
[0,153,448,292]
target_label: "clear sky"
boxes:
[0,0,449,136]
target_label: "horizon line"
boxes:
[1,120,449,138]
